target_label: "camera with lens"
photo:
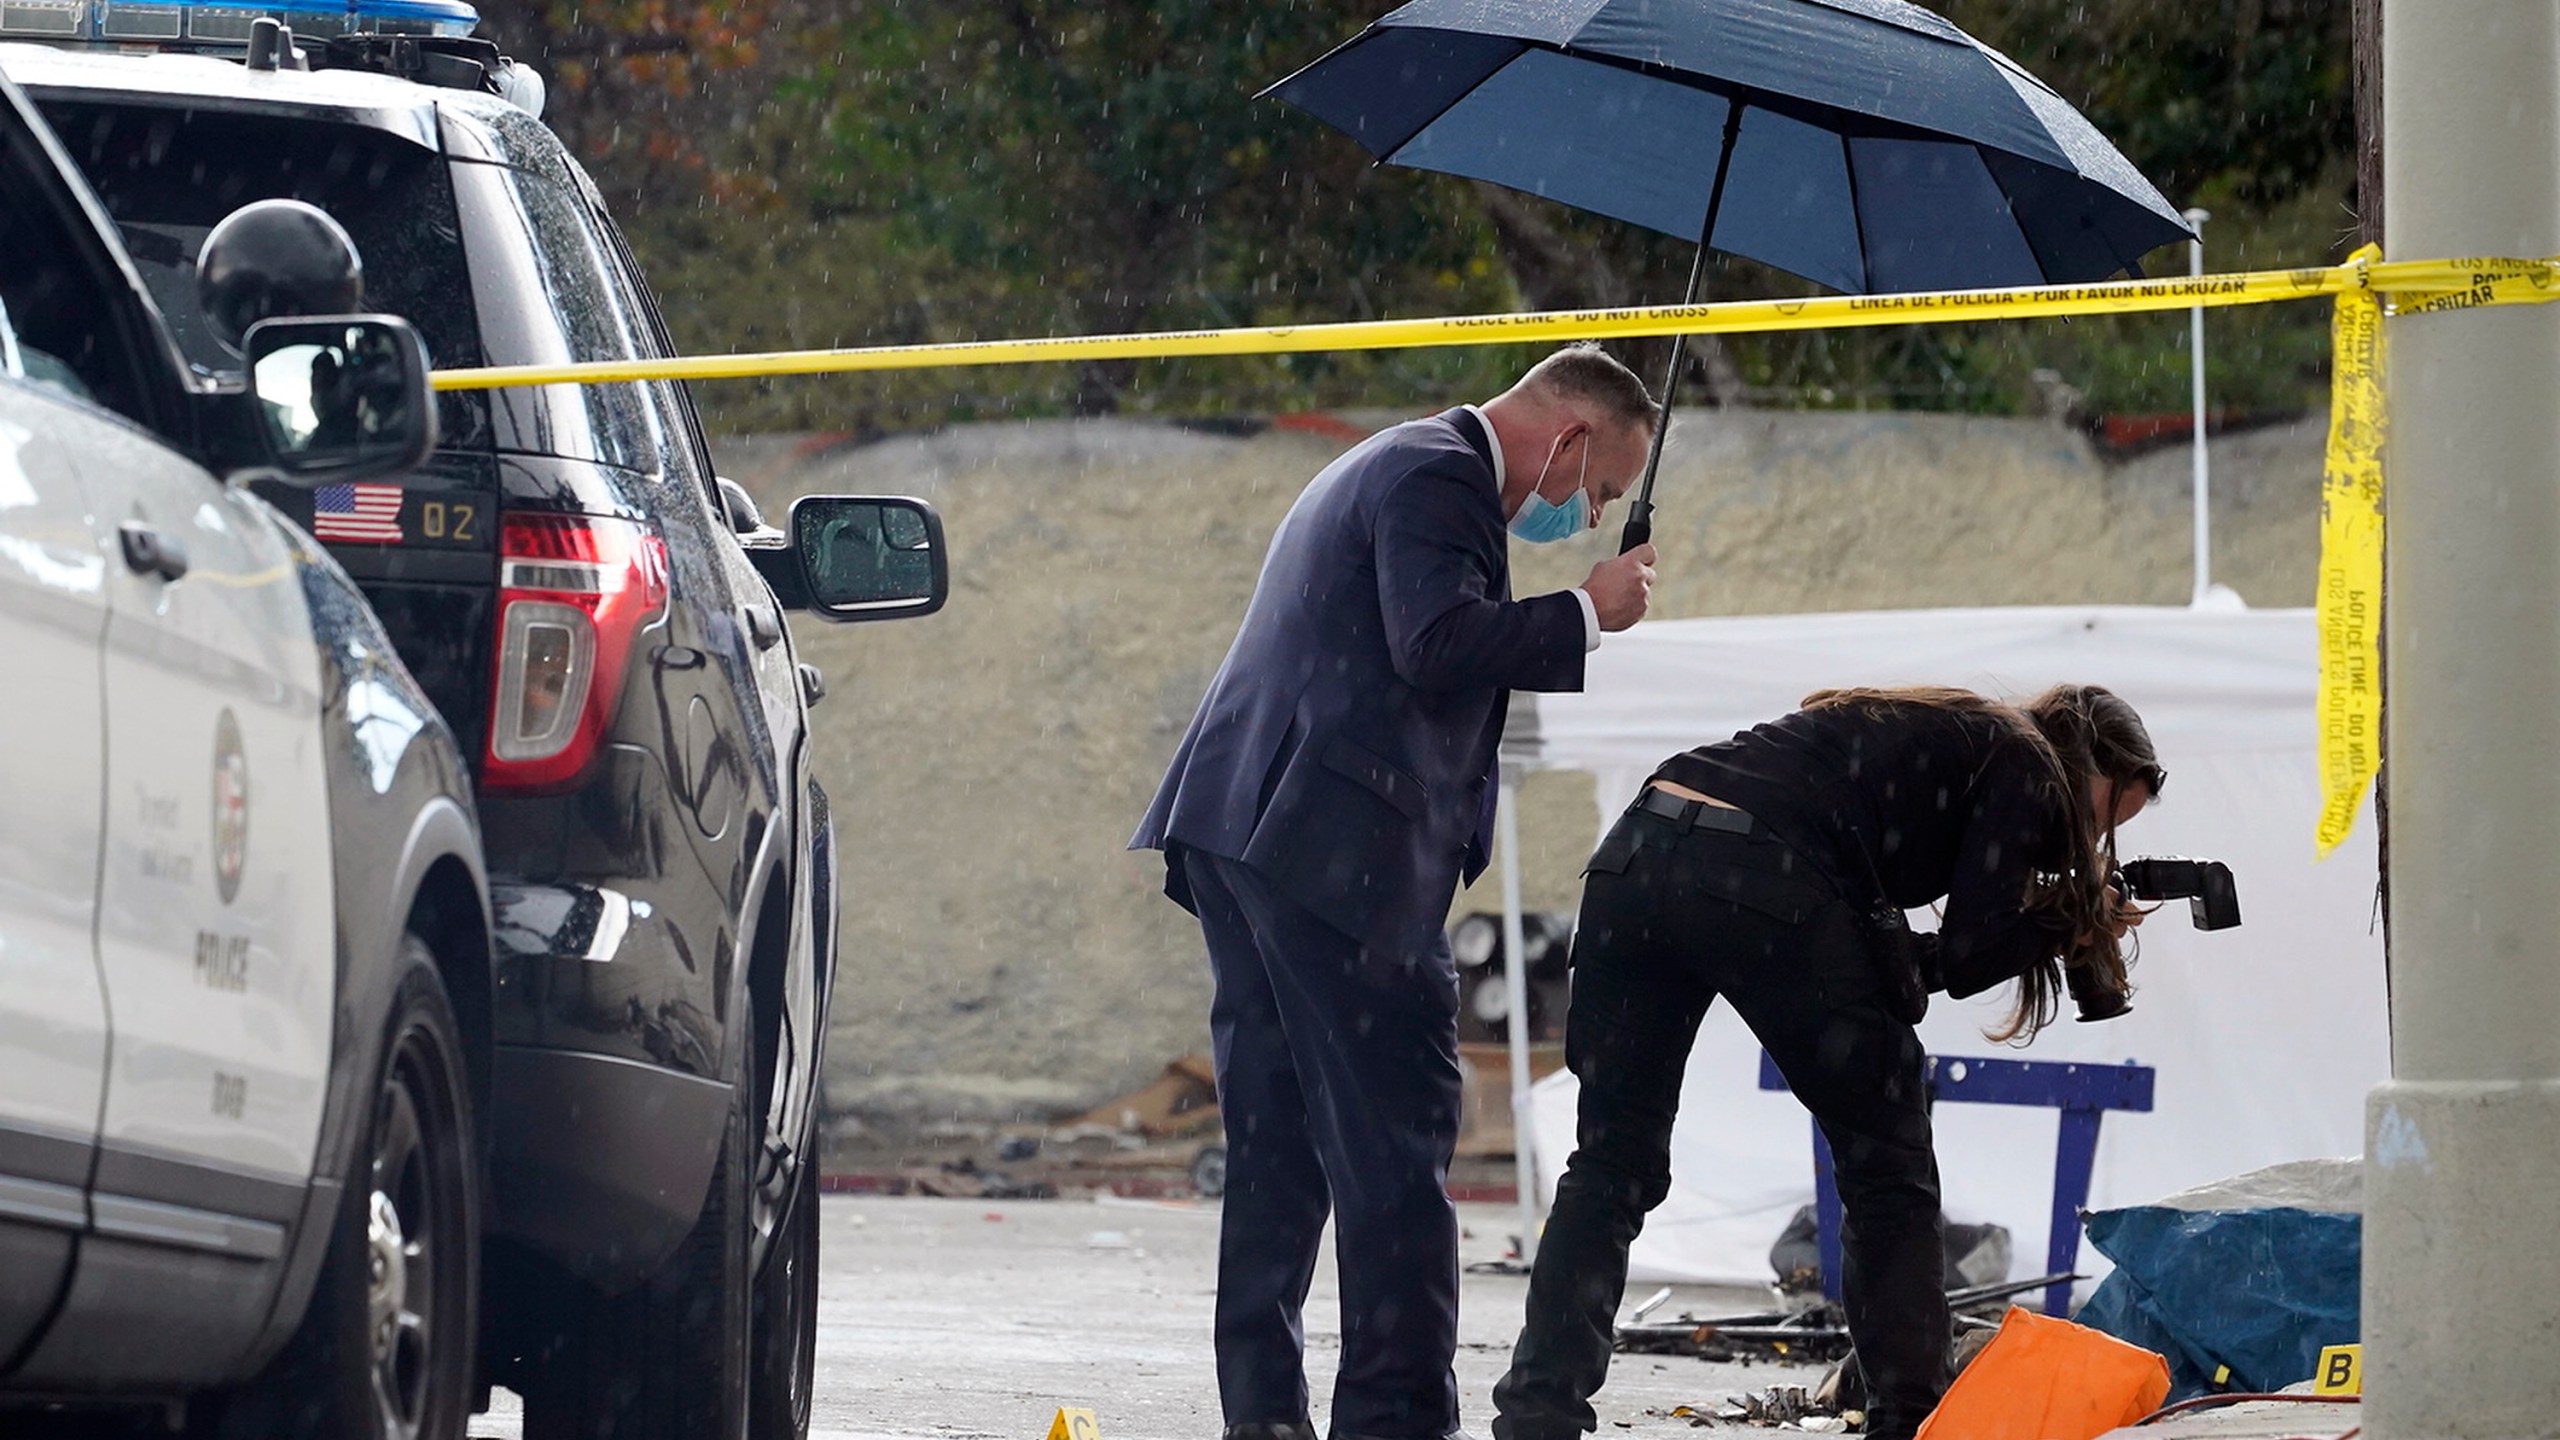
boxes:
[2117,857,2242,931]
[2070,857,2242,1022]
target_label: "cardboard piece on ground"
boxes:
[1074,1055,1219,1138]
[1046,1408,1100,1440]
[1914,1307,2171,1440]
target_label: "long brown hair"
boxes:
[1799,683,2162,1042]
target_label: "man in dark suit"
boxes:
[1132,345,1662,1440]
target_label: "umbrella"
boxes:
[1265,0,2197,550]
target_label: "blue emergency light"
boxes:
[0,0,479,46]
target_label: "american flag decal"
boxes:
[311,482,404,543]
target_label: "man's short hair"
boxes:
[1520,343,1661,433]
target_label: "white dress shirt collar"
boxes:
[1461,403,1503,491]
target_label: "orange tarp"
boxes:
[1914,1307,2171,1440]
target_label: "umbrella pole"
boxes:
[1619,102,1745,556]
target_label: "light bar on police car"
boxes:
[0,0,478,45]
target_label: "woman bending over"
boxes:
[1490,684,2163,1440]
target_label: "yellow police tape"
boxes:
[427,252,2560,855]
[2316,247,2387,859]
[2302,252,2560,854]
[425,254,2560,393]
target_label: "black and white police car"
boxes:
[5,4,951,1438]
[0,59,494,1440]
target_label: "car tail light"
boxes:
[484,512,668,793]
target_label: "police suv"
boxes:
[4,5,950,1439]
[0,61,495,1439]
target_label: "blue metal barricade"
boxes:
[1758,1051,2155,1317]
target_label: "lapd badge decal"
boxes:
[212,709,248,905]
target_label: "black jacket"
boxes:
[1131,408,1588,954]
[1653,700,2074,998]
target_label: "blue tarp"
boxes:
[2076,1205,2361,1400]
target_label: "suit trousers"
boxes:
[1490,806,1951,1440]
[1182,846,1465,1439]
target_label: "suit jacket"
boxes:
[1130,408,1589,956]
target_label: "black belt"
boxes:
[1634,787,1756,835]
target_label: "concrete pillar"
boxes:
[2366,6,2560,1437]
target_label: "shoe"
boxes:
[1225,1424,1317,1440]
[1334,1431,1481,1440]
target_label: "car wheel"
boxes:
[749,1148,818,1440]
[196,936,478,1440]
[1191,1143,1228,1199]
[522,1031,752,1440]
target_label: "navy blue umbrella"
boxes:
[1265,0,2196,549]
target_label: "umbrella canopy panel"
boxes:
[1267,0,2194,293]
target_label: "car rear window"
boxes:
[37,99,491,448]
[446,154,661,473]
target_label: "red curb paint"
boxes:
[1271,412,1372,444]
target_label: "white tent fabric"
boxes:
[1517,605,2387,1289]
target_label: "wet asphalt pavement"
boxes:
[472,1194,1825,1440]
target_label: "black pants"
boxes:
[1491,805,1950,1440]
[1183,847,1465,1440]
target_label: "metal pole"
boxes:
[2184,207,2212,606]
[1619,98,1748,556]
[2367,6,2560,1436]
[1496,766,1540,1267]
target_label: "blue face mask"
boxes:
[1508,433,1591,544]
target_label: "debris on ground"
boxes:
[1810,1355,1864,1416]
[1617,1311,1851,1364]
[901,1155,1058,1200]
[1622,1272,2094,1434]
[1769,1208,2012,1295]
[1615,1273,2081,1365]
[1724,1386,1813,1424]
[1072,1054,1221,1138]
[1463,1233,1534,1276]
[1654,1387,1868,1431]
[821,1054,1513,1199]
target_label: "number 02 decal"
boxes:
[419,500,478,542]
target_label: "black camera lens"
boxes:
[2066,961,2131,1023]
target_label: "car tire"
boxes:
[749,1145,818,1440]
[522,1033,753,1440]
[194,935,478,1440]
[1191,1143,1228,1200]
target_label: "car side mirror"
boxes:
[244,316,436,485]
[783,495,947,622]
